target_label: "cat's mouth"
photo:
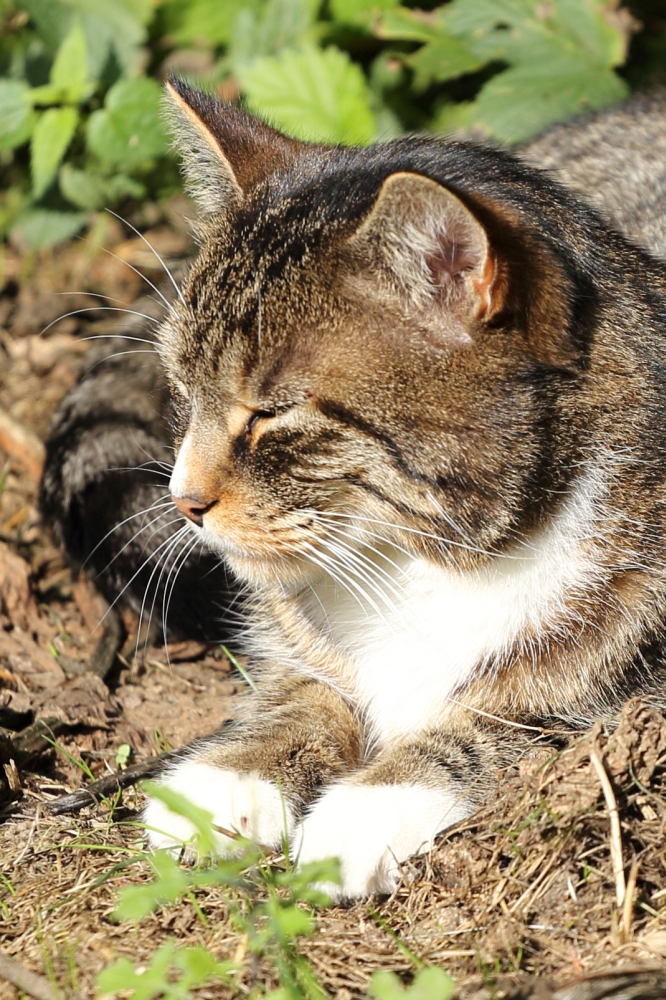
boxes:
[185,510,332,589]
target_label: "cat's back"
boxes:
[522,90,666,259]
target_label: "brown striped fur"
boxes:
[43,83,666,896]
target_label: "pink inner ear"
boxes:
[425,239,482,288]
[422,213,498,319]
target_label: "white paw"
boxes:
[294,783,469,900]
[143,760,294,856]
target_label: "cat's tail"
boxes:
[40,323,238,643]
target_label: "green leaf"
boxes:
[228,0,316,72]
[376,7,443,43]
[432,0,631,141]
[330,0,399,31]
[49,17,93,102]
[554,0,630,67]
[472,59,628,142]
[444,0,628,69]
[266,898,315,939]
[11,208,87,250]
[406,36,483,89]
[97,941,235,1000]
[114,852,190,921]
[86,78,167,168]
[0,80,36,151]
[273,857,342,909]
[430,99,475,137]
[0,189,29,242]
[28,84,72,107]
[31,106,78,197]
[97,941,176,1000]
[59,164,145,210]
[18,0,151,77]
[239,45,376,145]
[16,0,73,50]
[168,0,260,46]
[173,946,236,991]
[371,968,456,1000]
[143,781,218,857]
[115,743,132,767]
[75,0,152,76]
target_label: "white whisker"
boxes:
[96,513,183,580]
[40,308,161,337]
[135,525,191,661]
[95,522,193,633]
[78,333,159,345]
[299,540,397,629]
[82,496,174,567]
[316,535,405,609]
[78,237,177,316]
[105,208,187,308]
[162,535,201,657]
[318,510,520,561]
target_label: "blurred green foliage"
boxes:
[0,0,662,249]
[97,783,456,1000]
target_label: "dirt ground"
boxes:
[2,208,666,1000]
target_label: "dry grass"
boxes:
[3,700,666,1000]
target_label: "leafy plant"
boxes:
[239,44,377,144]
[0,0,659,249]
[98,940,236,1000]
[99,781,340,1000]
[371,967,456,1000]
[99,783,457,1000]
[115,742,132,768]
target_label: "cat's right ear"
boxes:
[344,172,506,350]
[164,78,301,216]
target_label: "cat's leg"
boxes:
[295,724,528,899]
[144,671,364,856]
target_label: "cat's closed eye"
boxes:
[246,403,297,435]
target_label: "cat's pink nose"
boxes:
[172,494,217,527]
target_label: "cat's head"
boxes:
[161,79,592,588]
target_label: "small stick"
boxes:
[212,823,276,856]
[0,950,57,1000]
[13,717,67,763]
[622,857,640,943]
[589,745,626,909]
[87,605,123,680]
[46,750,177,815]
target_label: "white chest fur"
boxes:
[301,472,606,743]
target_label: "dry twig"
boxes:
[46,750,176,815]
[589,745,626,909]
[622,857,640,943]
[0,950,57,1000]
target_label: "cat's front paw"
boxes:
[294,784,469,900]
[143,759,294,856]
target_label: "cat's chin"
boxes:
[197,527,314,590]
[225,552,309,589]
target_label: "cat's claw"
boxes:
[143,761,294,857]
[294,784,470,900]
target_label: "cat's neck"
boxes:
[256,460,609,743]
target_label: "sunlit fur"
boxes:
[44,81,666,897]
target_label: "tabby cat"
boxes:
[42,83,666,898]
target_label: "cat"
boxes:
[41,81,666,899]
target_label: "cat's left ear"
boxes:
[164,78,302,216]
[345,172,505,346]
